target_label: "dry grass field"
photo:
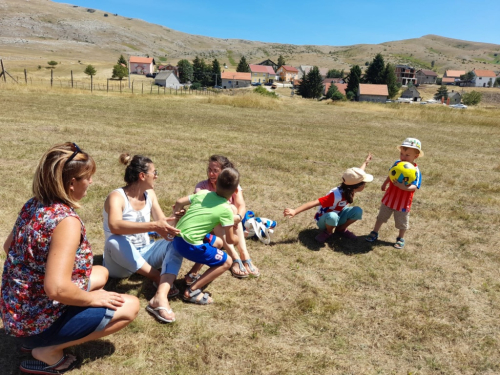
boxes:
[0,83,499,375]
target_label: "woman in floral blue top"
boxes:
[1,143,140,375]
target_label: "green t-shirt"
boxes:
[176,190,234,245]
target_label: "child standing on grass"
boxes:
[366,138,423,249]
[172,168,240,305]
[283,154,373,243]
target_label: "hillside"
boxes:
[1,0,500,75]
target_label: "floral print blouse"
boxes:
[0,198,93,337]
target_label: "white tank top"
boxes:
[103,188,152,249]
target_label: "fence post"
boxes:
[142,82,143,94]
[71,70,73,88]
[24,69,27,84]
[91,75,93,93]
[157,85,159,94]
[150,83,152,94]
[107,79,109,93]
[120,80,122,93]
[51,69,53,87]
[132,81,134,94]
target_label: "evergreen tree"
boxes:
[83,64,96,77]
[434,85,448,100]
[177,59,193,83]
[117,55,127,66]
[325,83,345,101]
[365,53,385,84]
[236,56,250,73]
[346,65,361,99]
[297,66,324,99]
[326,69,343,78]
[460,71,474,82]
[112,64,128,80]
[383,63,399,99]
[192,56,205,84]
[277,55,285,69]
[212,59,222,86]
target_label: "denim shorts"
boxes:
[173,235,227,267]
[22,306,115,348]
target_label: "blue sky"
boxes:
[54,0,500,46]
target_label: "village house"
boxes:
[221,72,251,89]
[276,65,299,82]
[129,56,155,75]
[324,82,347,96]
[358,84,389,103]
[400,86,421,101]
[256,59,278,73]
[472,69,496,87]
[447,90,461,105]
[158,64,179,77]
[249,64,276,84]
[395,65,417,86]
[154,71,181,89]
[415,69,437,84]
[442,70,465,85]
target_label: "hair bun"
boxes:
[119,153,132,166]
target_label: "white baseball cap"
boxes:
[342,167,373,185]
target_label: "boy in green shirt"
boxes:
[173,168,240,305]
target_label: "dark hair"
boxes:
[209,155,234,170]
[119,154,153,185]
[339,181,365,204]
[33,142,96,208]
[216,168,240,199]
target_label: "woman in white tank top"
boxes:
[103,153,183,323]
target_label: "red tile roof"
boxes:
[324,82,347,95]
[442,77,456,83]
[358,84,388,96]
[249,64,276,74]
[221,72,251,81]
[474,69,496,77]
[445,70,465,78]
[129,56,154,64]
[280,65,299,73]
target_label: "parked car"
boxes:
[213,85,223,89]
[271,83,277,89]
[449,104,467,109]
[251,82,262,86]
[146,72,158,78]
[264,82,272,86]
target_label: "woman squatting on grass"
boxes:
[184,155,260,284]
[284,154,373,243]
[103,154,184,323]
[1,143,140,375]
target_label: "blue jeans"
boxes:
[316,206,363,230]
[103,236,183,278]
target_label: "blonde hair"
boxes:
[32,142,96,208]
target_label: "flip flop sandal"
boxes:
[394,237,405,249]
[183,287,212,305]
[146,305,175,323]
[242,259,260,277]
[184,273,202,286]
[230,259,249,279]
[365,231,379,242]
[20,354,77,374]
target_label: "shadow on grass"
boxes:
[0,330,115,374]
[297,228,394,254]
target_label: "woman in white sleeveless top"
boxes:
[103,154,182,323]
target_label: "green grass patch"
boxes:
[226,50,237,66]
[392,54,432,69]
[122,43,140,51]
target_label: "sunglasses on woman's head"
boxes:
[65,143,81,165]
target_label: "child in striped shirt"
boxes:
[366,138,423,249]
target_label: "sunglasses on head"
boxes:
[65,143,81,165]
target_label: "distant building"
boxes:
[158,64,179,77]
[442,70,465,85]
[324,82,347,96]
[257,59,278,72]
[395,65,416,86]
[221,72,251,89]
[400,86,421,101]
[154,71,181,89]
[129,56,155,75]
[249,64,276,84]
[472,69,496,87]
[448,90,461,105]
[276,65,299,82]
[358,84,388,103]
[415,69,437,85]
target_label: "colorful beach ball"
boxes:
[389,162,417,186]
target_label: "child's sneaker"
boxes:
[337,229,357,240]
[315,230,332,243]
[365,231,378,242]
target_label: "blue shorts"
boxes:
[22,306,114,348]
[173,235,227,267]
